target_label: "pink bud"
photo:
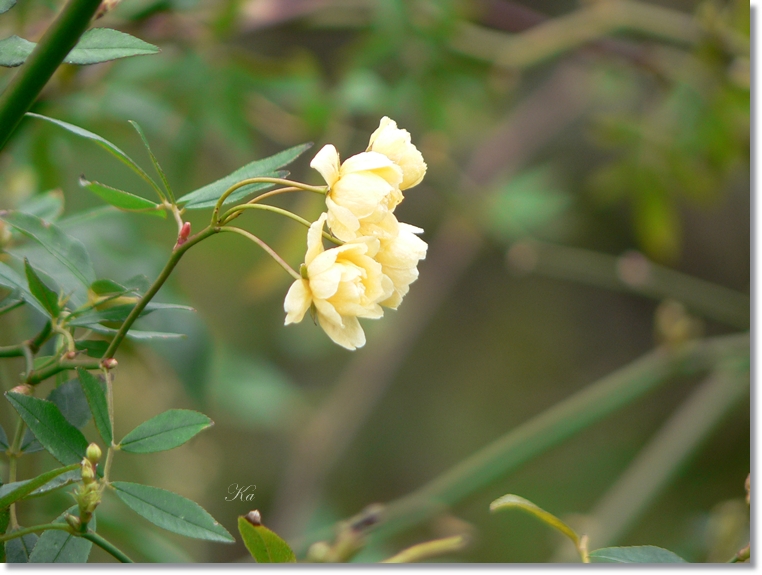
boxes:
[175,222,191,248]
[101,358,118,370]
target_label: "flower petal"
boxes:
[318,313,366,350]
[284,279,312,324]
[310,144,341,187]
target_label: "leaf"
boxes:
[0,261,47,317]
[0,35,34,67]
[0,211,95,289]
[79,177,165,217]
[74,339,109,358]
[29,506,96,563]
[90,278,129,296]
[18,190,65,222]
[6,393,88,465]
[0,0,16,14]
[77,368,112,445]
[5,533,38,562]
[237,514,296,563]
[119,409,212,453]
[129,120,175,202]
[177,142,312,209]
[588,546,687,563]
[65,28,160,65]
[0,508,7,561]
[0,422,8,450]
[0,464,79,509]
[24,258,60,318]
[87,324,186,340]
[490,494,580,547]
[0,469,80,503]
[48,379,92,428]
[111,481,234,543]
[68,302,195,327]
[25,113,161,194]
[0,29,158,68]
[0,292,23,315]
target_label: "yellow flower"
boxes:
[310,144,402,242]
[376,223,428,309]
[367,116,427,194]
[284,214,394,350]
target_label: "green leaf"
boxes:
[0,422,8,450]
[77,368,112,445]
[588,546,687,563]
[129,120,175,202]
[5,532,38,562]
[0,292,23,315]
[120,409,212,453]
[238,514,296,563]
[29,506,96,563]
[0,261,47,317]
[48,379,92,428]
[0,0,16,14]
[489,494,580,547]
[0,508,8,561]
[0,464,79,510]
[111,481,234,543]
[74,339,109,358]
[25,113,161,195]
[177,142,312,209]
[0,29,159,67]
[65,28,160,65]
[0,211,95,289]
[90,278,129,296]
[87,324,186,340]
[0,469,80,503]
[18,190,65,222]
[0,35,34,67]
[68,302,195,327]
[79,177,165,217]
[6,393,88,465]
[24,258,60,318]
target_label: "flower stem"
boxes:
[219,227,301,280]
[0,0,102,151]
[82,530,134,563]
[220,204,343,245]
[101,226,217,360]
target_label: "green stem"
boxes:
[0,0,102,151]
[25,357,99,385]
[220,204,343,245]
[82,530,134,563]
[8,417,26,529]
[0,299,24,316]
[219,227,301,280]
[102,226,217,359]
[0,321,52,359]
[0,523,71,542]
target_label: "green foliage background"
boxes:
[0,0,750,563]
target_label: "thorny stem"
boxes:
[219,227,301,280]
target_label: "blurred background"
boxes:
[0,0,750,563]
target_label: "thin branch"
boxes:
[219,227,301,280]
[82,530,134,563]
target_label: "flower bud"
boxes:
[86,443,102,465]
[9,384,32,396]
[175,222,192,248]
[81,459,95,484]
[244,510,262,526]
[65,514,81,532]
[306,541,332,563]
[101,358,118,370]
[64,350,77,360]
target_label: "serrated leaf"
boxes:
[0,464,79,509]
[588,546,687,563]
[68,302,195,327]
[18,190,65,222]
[65,28,160,65]
[29,506,95,563]
[111,481,234,543]
[129,120,175,202]
[24,258,60,318]
[25,113,161,195]
[0,35,34,67]
[490,494,580,547]
[79,177,165,217]
[77,368,112,445]
[48,379,92,428]
[0,261,47,317]
[177,142,312,209]
[6,393,88,465]
[0,211,95,289]
[5,532,38,562]
[120,409,212,453]
[0,0,16,14]
[87,324,186,340]
[237,515,296,563]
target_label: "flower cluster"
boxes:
[284,117,428,350]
